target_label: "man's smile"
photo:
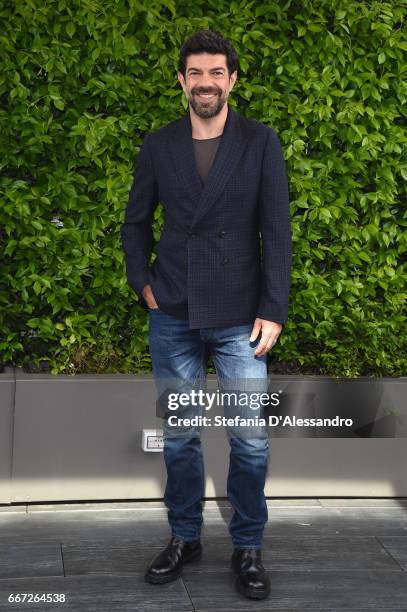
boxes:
[195,92,218,101]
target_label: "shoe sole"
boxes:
[144,547,202,585]
[231,560,271,600]
[235,577,271,600]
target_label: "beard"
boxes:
[188,89,228,119]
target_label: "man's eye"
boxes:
[190,72,222,75]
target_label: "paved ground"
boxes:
[0,498,406,611]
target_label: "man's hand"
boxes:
[142,284,159,309]
[250,318,283,357]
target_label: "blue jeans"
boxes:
[148,308,269,549]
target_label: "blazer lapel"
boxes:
[169,106,247,228]
[169,111,204,213]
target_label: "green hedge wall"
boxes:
[1,0,406,376]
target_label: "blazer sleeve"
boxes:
[257,128,292,324]
[120,133,158,300]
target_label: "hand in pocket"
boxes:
[142,284,159,309]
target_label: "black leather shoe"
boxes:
[145,536,202,584]
[231,548,271,599]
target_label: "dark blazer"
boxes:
[121,106,292,329]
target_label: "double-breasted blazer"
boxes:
[120,105,292,329]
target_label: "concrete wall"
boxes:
[0,369,406,503]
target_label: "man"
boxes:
[121,29,291,600]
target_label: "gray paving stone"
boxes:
[201,507,407,537]
[1,499,407,610]
[0,543,63,579]
[0,514,171,545]
[183,570,407,609]
[377,536,407,569]
[184,535,400,572]
[27,502,167,513]
[266,499,322,507]
[320,498,407,508]
[0,574,192,610]
[2,505,407,546]
[61,535,399,576]
[62,542,163,575]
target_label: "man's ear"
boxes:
[177,71,186,90]
[229,70,238,90]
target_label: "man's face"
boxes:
[178,53,237,119]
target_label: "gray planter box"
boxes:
[0,369,406,503]
[0,368,15,504]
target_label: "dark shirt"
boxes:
[192,135,222,184]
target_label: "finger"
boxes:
[249,320,262,342]
[263,335,277,353]
[260,332,279,355]
[254,334,272,356]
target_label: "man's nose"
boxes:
[198,74,215,88]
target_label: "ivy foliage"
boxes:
[0,0,406,376]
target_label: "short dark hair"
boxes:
[178,29,239,78]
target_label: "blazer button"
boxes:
[219,230,226,237]
[222,257,229,264]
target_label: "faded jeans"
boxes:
[148,308,269,549]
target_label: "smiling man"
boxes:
[121,29,292,600]
[184,59,230,120]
